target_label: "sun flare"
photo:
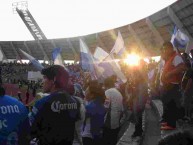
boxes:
[124,54,140,66]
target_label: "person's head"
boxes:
[88,80,105,103]
[104,77,115,89]
[41,65,69,93]
[158,129,193,145]
[0,86,5,97]
[162,42,175,60]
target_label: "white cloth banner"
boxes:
[28,71,43,81]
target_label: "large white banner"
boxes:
[28,71,43,81]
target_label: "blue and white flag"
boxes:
[98,61,114,78]
[52,47,69,72]
[94,47,109,61]
[80,39,98,80]
[171,26,189,51]
[104,53,127,83]
[94,46,127,82]
[94,47,114,78]
[110,31,126,57]
[52,48,64,66]
[19,49,44,71]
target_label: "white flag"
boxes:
[104,54,127,83]
[20,49,44,71]
[110,31,126,56]
[94,47,109,62]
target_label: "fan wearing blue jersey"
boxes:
[0,86,30,145]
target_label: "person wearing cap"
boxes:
[0,86,30,145]
[30,65,81,145]
[160,42,187,130]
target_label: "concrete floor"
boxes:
[117,100,193,145]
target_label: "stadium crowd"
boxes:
[0,41,193,145]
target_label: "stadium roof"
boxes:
[1,0,193,60]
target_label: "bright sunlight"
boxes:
[124,54,140,66]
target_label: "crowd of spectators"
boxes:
[0,42,193,145]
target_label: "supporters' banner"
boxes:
[19,49,44,71]
[80,39,98,80]
[28,71,43,81]
[171,26,189,51]
[110,31,126,57]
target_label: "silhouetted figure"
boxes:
[25,89,30,104]
[17,91,22,102]
[32,86,36,98]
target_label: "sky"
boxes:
[0,0,177,41]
